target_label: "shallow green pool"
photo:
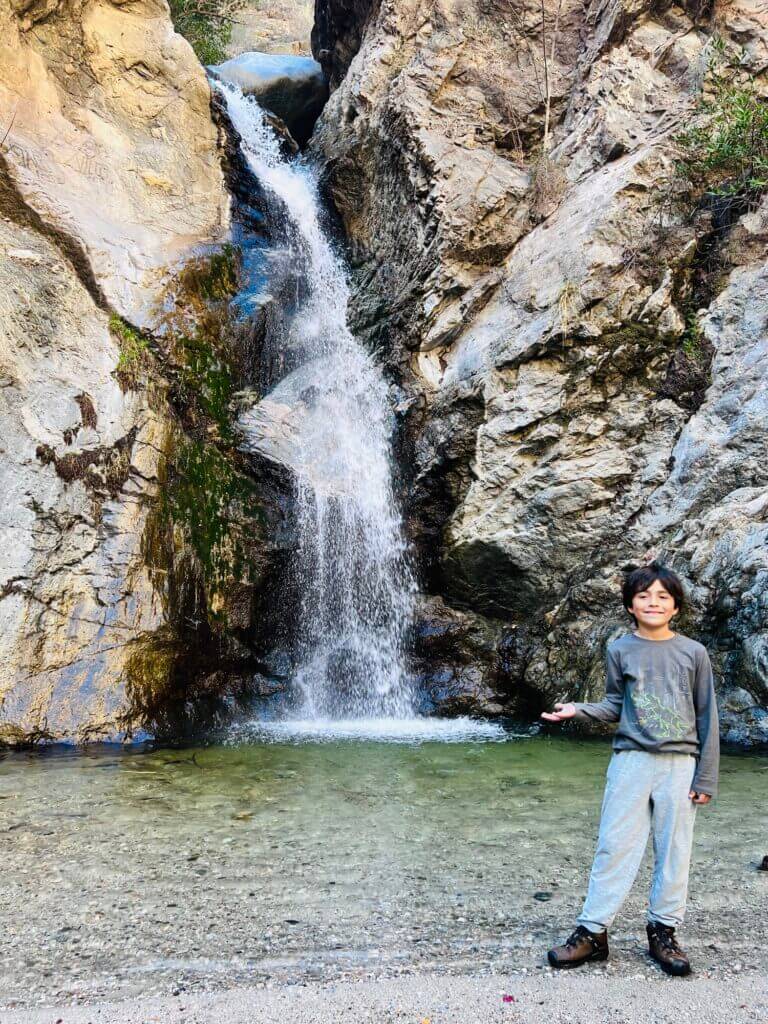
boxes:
[0,734,766,1006]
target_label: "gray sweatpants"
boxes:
[577,749,698,933]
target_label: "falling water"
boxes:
[214,80,419,726]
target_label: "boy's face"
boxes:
[628,579,678,629]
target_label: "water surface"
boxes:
[0,735,765,1006]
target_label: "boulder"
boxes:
[0,0,228,326]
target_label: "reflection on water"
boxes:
[0,735,766,1006]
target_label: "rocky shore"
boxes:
[0,738,765,1009]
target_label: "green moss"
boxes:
[178,244,239,303]
[158,436,264,619]
[201,244,239,301]
[110,314,153,390]
[137,243,260,629]
[153,246,242,435]
[175,334,235,435]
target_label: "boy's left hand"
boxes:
[689,790,711,804]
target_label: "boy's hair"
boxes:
[622,561,685,617]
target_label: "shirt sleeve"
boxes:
[572,645,625,723]
[691,645,720,797]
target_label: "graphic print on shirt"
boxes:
[630,663,692,741]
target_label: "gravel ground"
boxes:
[2,740,765,1012]
[1,971,766,1024]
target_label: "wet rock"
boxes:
[413,595,517,717]
[312,0,379,89]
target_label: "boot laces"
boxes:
[655,926,682,954]
[566,925,597,949]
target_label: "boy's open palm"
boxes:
[541,702,576,722]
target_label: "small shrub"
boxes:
[656,309,713,412]
[529,153,568,223]
[680,311,705,363]
[168,0,242,65]
[674,41,768,210]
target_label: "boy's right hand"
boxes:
[540,702,577,722]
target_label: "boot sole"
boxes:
[547,949,609,969]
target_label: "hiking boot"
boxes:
[547,925,609,968]
[647,922,691,976]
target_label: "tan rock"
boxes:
[0,0,229,326]
[0,0,231,742]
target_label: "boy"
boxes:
[541,562,719,976]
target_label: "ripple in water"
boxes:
[227,716,508,744]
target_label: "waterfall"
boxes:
[214,80,419,725]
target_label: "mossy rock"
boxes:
[144,429,268,631]
[124,240,288,736]
[109,314,155,391]
[174,334,236,436]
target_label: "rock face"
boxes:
[0,0,229,324]
[311,0,768,744]
[312,0,378,88]
[0,219,166,743]
[0,0,230,743]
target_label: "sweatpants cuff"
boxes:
[647,913,682,928]
[577,919,607,935]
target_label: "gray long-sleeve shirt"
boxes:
[573,632,720,796]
